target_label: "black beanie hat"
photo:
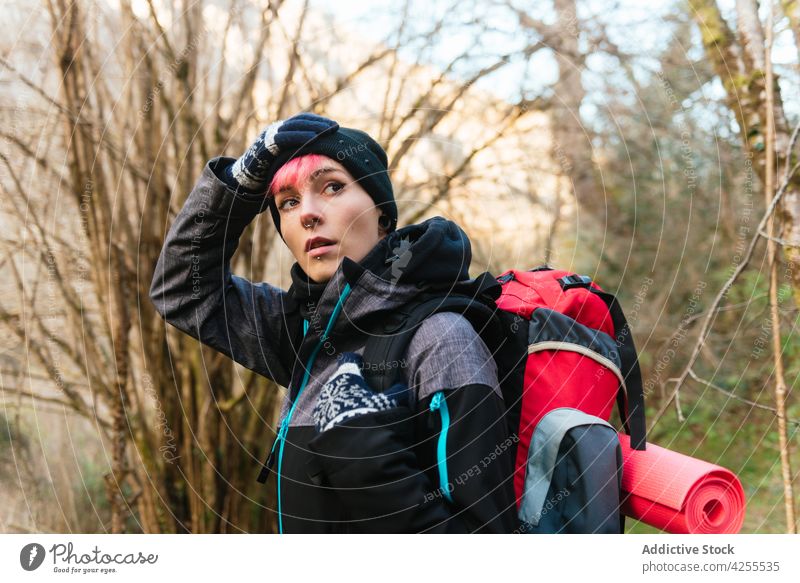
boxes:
[264,126,397,236]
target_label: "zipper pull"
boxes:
[427,392,443,430]
[429,391,444,411]
[277,417,289,440]
[257,440,277,484]
[267,422,285,469]
[257,419,287,484]
[265,447,276,470]
[429,390,454,503]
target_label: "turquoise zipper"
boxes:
[275,284,352,533]
[430,391,453,503]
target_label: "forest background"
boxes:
[0,0,799,533]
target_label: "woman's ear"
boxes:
[378,214,392,236]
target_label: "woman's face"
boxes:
[273,157,386,283]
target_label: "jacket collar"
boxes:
[286,216,476,337]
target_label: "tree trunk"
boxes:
[688,0,800,309]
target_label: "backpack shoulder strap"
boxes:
[362,288,502,393]
[589,288,647,451]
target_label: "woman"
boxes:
[150,113,519,533]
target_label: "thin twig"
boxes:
[758,229,800,247]
[684,369,800,424]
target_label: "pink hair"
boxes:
[268,154,330,198]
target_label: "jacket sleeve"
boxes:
[149,156,295,387]
[407,313,519,533]
[416,386,519,533]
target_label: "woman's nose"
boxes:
[299,194,324,228]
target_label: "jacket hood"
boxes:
[350,215,472,287]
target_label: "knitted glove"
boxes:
[313,352,410,433]
[226,112,339,193]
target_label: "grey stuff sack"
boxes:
[517,408,624,534]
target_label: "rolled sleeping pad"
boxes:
[618,433,746,534]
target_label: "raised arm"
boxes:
[149,113,340,387]
[149,157,295,386]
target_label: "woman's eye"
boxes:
[323,182,344,195]
[278,198,298,211]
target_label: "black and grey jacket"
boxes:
[149,157,520,533]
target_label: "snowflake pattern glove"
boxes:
[227,112,339,192]
[313,352,410,434]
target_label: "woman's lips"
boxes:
[307,243,336,258]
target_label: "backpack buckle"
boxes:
[557,274,592,291]
[497,272,515,285]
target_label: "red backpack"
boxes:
[362,265,647,533]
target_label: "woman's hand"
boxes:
[227,112,339,193]
[308,352,462,532]
[312,352,409,433]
